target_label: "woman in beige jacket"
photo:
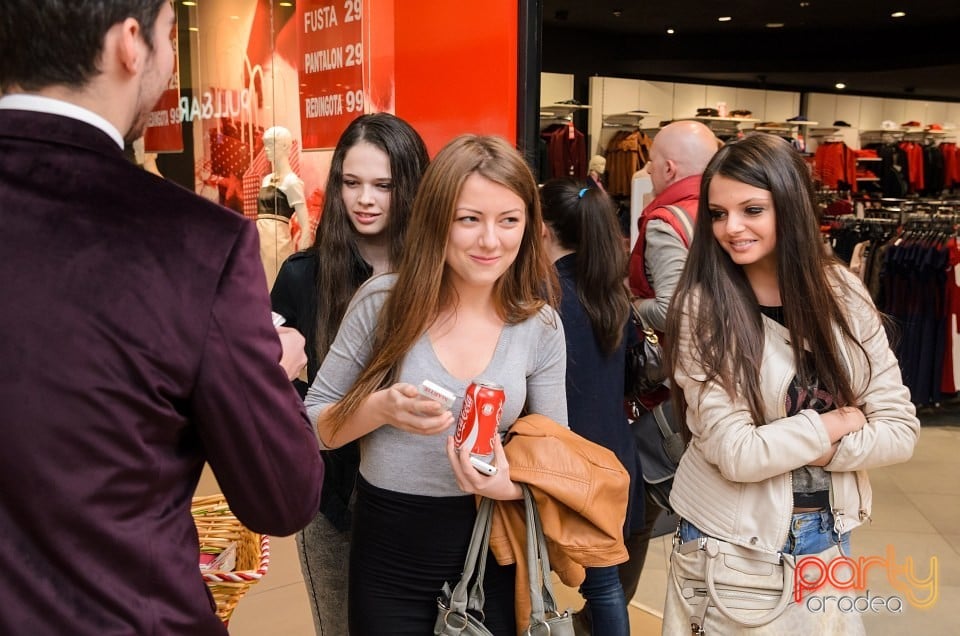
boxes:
[663,134,919,633]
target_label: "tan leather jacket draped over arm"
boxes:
[490,414,630,631]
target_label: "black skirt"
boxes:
[349,475,516,635]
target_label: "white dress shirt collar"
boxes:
[0,94,125,149]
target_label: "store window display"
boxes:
[258,125,311,290]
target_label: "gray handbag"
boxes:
[434,485,574,636]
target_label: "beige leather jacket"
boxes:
[670,267,920,553]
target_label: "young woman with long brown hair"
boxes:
[305,135,567,634]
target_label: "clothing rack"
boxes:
[825,202,960,406]
[829,202,960,229]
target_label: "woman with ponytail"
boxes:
[540,179,638,636]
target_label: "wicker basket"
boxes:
[191,494,270,624]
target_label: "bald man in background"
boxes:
[619,120,718,608]
[628,120,719,325]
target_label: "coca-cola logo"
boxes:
[459,394,473,422]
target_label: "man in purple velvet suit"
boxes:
[0,2,324,634]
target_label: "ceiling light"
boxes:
[188,26,198,32]
[182,1,196,5]
[799,1,810,7]
[718,16,732,22]
[666,28,675,34]
[279,1,293,5]
[835,82,846,90]
[891,11,906,18]
[766,22,785,28]
[612,9,623,18]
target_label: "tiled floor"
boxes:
[199,420,960,635]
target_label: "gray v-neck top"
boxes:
[305,274,569,497]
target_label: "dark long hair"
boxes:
[324,135,558,438]
[540,179,630,353]
[666,133,869,429]
[308,113,429,365]
[0,0,168,92]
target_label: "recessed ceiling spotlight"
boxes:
[766,22,785,28]
[612,9,623,18]
[188,26,198,31]
[718,16,732,22]
[835,82,846,90]
[891,11,906,18]
[799,1,810,7]
[182,1,196,5]
[666,28,675,34]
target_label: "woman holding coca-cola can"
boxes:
[306,135,568,635]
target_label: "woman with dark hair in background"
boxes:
[541,179,637,636]
[270,112,429,636]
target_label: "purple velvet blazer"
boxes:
[0,109,323,635]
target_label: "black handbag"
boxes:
[624,304,667,399]
[632,401,685,512]
[435,486,573,636]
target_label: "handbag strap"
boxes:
[520,485,565,635]
[683,537,795,629]
[629,302,659,343]
[650,402,675,439]
[651,403,686,464]
[447,497,495,618]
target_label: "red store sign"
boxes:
[297,1,365,150]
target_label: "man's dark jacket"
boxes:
[0,108,323,635]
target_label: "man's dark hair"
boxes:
[0,0,167,92]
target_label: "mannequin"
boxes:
[131,136,163,178]
[587,154,607,191]
[258,126,311,290]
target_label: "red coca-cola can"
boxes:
[454,380,505,462]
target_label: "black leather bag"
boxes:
[632,401,685,512]
[624,305,667,399]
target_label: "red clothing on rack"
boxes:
[540,123,586,180]
[943,238,960,394]
[814,142,858,192]
[898,141,925,192]
[941,142,960,187]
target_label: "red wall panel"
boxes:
[393,1,519,155]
